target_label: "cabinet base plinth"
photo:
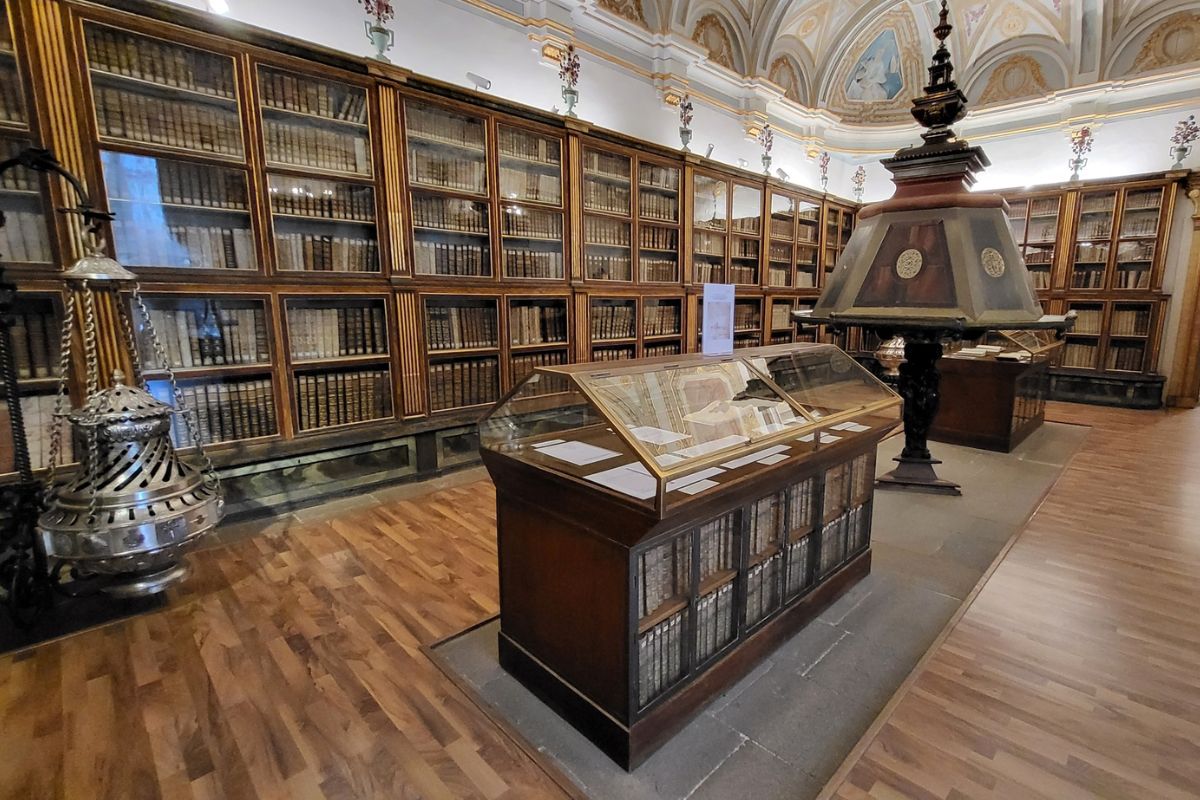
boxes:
[499,550,872,771]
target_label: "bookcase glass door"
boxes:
[642,296,683,358]
[404,100,487,194]
[768,193,795,289]
[1107,301,1153,373]
[783,476,816,599]
[693,174,727,284]
[497,124,564,281]
[1023,195,1060,289]
[638,161,680,284]
[137,295,278,449]
[258,65,371,178]
[796,199,820,290]
[734,297,762,349]
[769,298,796,344]
[1114,187,1161,291]
[745,491,784,628]
[508,296,569,386]
[1071,190,1116,290]
[591,296,637,361]
[583,147,632,282]
[84,24,244,160]
[424,295,500,412]
[101,151,257,271]
[1062,300,1102,371]
[269,174,378,273]
[636,530,691,709]
[730,184,761,286]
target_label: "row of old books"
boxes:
[0,63,25,124]
[644,302,680,337]
[509,303,567,345]
[1113,268,1152,289]
[1071,307,1102,333]
[784,535,813,596]
[270,179,373,221]
[698,513,736,582]
[498,128,559,165]
[733,304,760,330]
[731,216,760,235]
[85,25,235,97]
[593,345,634,361]
[770,217,794,240]
[428,357,498,410]
[412,194,487,232]
[733,238,759,258]
[591,302,635,340]
[694,263,721,284]
[1070,268,1106,289]
[426,304,498,350]
[1030,268,1052,290]
[1120,215,1159,237]
[787,477,815,535]
[94,87,243,157]
[583,181,630,215]
[694,231,724,256]
[1111,307,1151,336]
[264,119,370,175]
[584,215,630,246]
[0,211,51,263]
[503,248,563,279]
[638,609,685,707]
[769,242,791,262]
[408,150,486,194]
[502,208,562,239]
[640,257,677,283]
[729,264,758,285]
[163,379,278,447]
[849,453,872,505]
[9,310,59,379]
[745,551,783,627]
[511,348,567,387]
[644,342,681,357]
[113,218,256,269]
[289,306,387,360]
[498,168,561,205]
[817,505,860,576]
[406,104,486,150]
[770,331,793,345]
[584,150,629,180]
[296,369,391,430]
[1106,342,1145,371]
[144,305,269,368]
[413,240,488,276]
[747,495,780,555]
[3,395,73,471]
[823,463,847,518]
[694,583,735,665]
[639,190,677,222]
[638,535,690,619]
[639,164,678,190]
[639,225,677,251]
[1062,341,1097,368]
[106,158,248,210]
[275,232,377,272]
[770,303,794,330]
[585,253,631,282]
[260,70,367,124]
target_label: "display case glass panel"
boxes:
[258,66,371,177]
[497,124,561,206]
[404,100,487,195]
[270,173,377,273]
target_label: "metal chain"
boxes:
[131,286,220,492]
[45,292,77,498]
[116,293,145,390]
[81,285,101,531]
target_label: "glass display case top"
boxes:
[947,329,1063,362]
[479,343,900,511]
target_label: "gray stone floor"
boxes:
[433,422,1090,800]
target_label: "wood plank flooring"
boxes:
[2,403,1199,799]
[820,403,1200,799]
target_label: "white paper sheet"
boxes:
[675,434,749,460]
[797,432,843,444]
[830,422,870,433]
[666,467,725,492]
[628,425,691,445]
[655,453,685,467]
[585,463,657,499]
[757,453,789,465]
[678,479,719,496]
[532,438,565,448]
[538,441,622,466]
[721,444,789,470]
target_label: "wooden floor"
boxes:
[820,403,1200,800]
[1,403,1199,799]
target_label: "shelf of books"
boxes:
[767,296,799,345]
[638,159,681,284]
[820,202,855,279]
[499,124,565,280]
[730,183,762,287]
[0,293,70,474]
[642,295,684,357]
[423,293,500,411]
[766,190,821,291]
[509,295,570,386]
[1007,193,1060,292]
[1070,189,1116,290]
[692,171,727,284]
[582,145,633,282]
[590,296,638,361]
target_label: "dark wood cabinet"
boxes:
[930,354,1050,452]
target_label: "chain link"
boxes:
[81,285,101,531]
[45,292,77,499]
[131,287,220,493]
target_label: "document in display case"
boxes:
[478,343,900,768]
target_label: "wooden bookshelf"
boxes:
[690,169,764,288]
[765,189,821,291]
[820,200,855,279]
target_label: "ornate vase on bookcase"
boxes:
[359,0,395,63]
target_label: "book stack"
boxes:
[694,262,721,283]
[426,304,497,350]
[275,231,376,272]
[846,504,869,554]
[157,378,278,446]
[412,239,488,276]
[644,303,680,337]
[408,148,486,193]
[583,179,629,214]
[94,87,242,157]
[849,453,871,503]
[698,513,736,580]
[644,342,680,357]
[770,217,793,239]
[1106,342,1145,371]
[639,225,677,252]
[1111,307,1150,336]
[288,305,387,360]
[504,248,562,279]
[428,357,498,410]
[1062,341,1097,368]
[823,462,847,517]
[639,256,677,283]
[638,536,690,618]
[144,303,270,368]
[270,178,373,220]
[770,303,793,330]
[637,610,684,707]
[767,266,791,288]
[745,551,782,627]
[502,207,561,239]
[497,128,559,165]
[591,303,635,340]
[693,231,724,256]
[406,103,485,150]
[85,25,236,98]
[729,263,757,284]
[584,215,630,246]
[593,345,634,361]
[412,194,487,232]
[818,512,848,575]
[295,369,391,430]
[264,119,370,175]
[8,307,59,379]
[105,157,249,211]
[1070,267,1105,289]
[499,167,560,204]
[586,252,632,281]
[769,242,791,262]
[509,303,567,345]
[731,215,759,235]
[113,216,256,269]
[511,348,567,387]
[0,211,51,263]
[1029,268,1051,290]
[694,583,734,665]
[3,395,73,471]
[638,189,677,222]
[784,535,812,596]
[260,69,368,124]
[638,164,677,191]
[733,303,760,331]
[747,494,780,555]
[1070,307,1102,334]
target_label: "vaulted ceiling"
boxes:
[592,0,1200,124]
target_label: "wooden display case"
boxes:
[479,343,900,768]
